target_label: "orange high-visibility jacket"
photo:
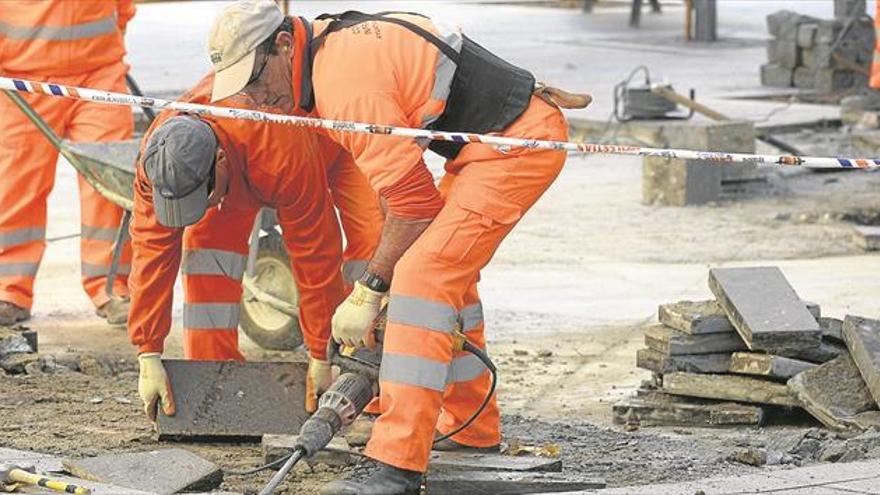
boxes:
[289,15,453,221]
[128,74,345,359]
[0,1,135,77]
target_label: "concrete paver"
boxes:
[663,371,799,406]
[842,315,880,407]
[788,354,876,431]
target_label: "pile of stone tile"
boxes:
[614,266,880,432]
[761,3,874,93]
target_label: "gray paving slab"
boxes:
[636,348,731,374]
[729,352,816,381]
[663,372,800,407]
[156,359,309,439]
[19,474,152,495]
[428,451,562,473]
[0,448,63,473]
[820,317,844,343]
[612,397,764,428]
[842,315,880,407]
[709,267,822,357]
[644,325,747,355]
[62,448,222,495]
[788,354,876,431]
[425,471,605,494]
[658,300,735,335]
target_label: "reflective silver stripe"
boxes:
[447,354,487,384]
[0,12,118,41]
[182,249,247,280]
[342,259,369,285]
[380,352,449,392]
[0,262,39,277]
[183,302,240,330]
[388,295,459,333]
[81,225,124,242]
[0,227,44,248]
[460,303,483,332]
[82,262,130,277]
[423,21,463,128]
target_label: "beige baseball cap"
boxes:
[208,0,284,102]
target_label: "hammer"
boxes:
[0,464,91,495]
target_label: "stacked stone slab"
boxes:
[614,266,879,430]
[762,8,873,93]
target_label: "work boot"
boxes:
[0,301,30,326]
[320,462,422,495]
[432,433,501,453]
[96,297,130,326]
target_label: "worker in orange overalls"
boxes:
[0,1,136,325]
[128,73,382,420]
[206,2,588,493]
[871,2,880,90]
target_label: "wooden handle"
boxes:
[9,468,92,495]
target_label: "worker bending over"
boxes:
[128,74,382,420]
[0,1,136,325]
[207,2,589,493]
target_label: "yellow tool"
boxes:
[0,464,91,495]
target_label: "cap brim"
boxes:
[153,183,209,228]
[211,49,257,102]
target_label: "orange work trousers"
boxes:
[364,97,569,473]
[0,62,133,310]
[181,152,383,361]
[872,3,880,89]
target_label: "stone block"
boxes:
[814,69,857,93]
[842,315,880,407]
[853,226,880,251]
[835,0,866,18]
[428,451,562,473]
[644,325,746,355]
[62,449,222,495]
[793,337,847,364]
[819,317,844,342]
[660,120,756,183]
[425,471,605,494]
[729,352,816,380]
[658,300,733,335]
[768,40,800,68]
[637,348,731,374]
[263,434,352,468]
[797,23,818,48]
[708,267,822,357]
[816,20,845,44]
[788,354,877,431]
[802,45,833,69]
[642,157,722,207]
[663,372,800,407]
[793,67,815,89]
[761,63,793,88]
[156,359,309,439]
[767,11,817,41]
[613,397,764,427]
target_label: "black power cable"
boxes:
[433,342,498,445]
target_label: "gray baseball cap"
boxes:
[142,116,218,228]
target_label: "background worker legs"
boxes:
[70,62,134,310]
[181,205,258,361]
[364,97,569,472]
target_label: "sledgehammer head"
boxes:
[0,463,35,483]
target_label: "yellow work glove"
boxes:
[137,353,176,422]
[331,281,385,349]
[305,357,335,413]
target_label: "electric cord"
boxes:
[433,341,498,445]
[226,447,368,477]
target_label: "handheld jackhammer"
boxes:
[258,310,497,495]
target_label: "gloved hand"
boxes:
[332,281,385,349]
[305,357,334,413]
[138,353,176,422]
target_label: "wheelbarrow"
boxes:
[2,80,303,351]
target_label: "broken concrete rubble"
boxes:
[263,434,352,468]
[729,352,816,381]
[842,315,880,406]
[788,354,878,431]
[62,448,222,495]
[663,372,800,407]
[709,267,822,357]
[0,327,32,358]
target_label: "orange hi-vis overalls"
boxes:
[292,14,569,472]
[0,1,136,310]
[871,3,880,89]
[128,75,382,361]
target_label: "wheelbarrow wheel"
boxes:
[239,232,303,350]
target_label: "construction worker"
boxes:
[207,2,589,493]
[872,2,880,90]
[128,74,383,420]
[0,1,136,325]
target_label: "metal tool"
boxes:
[613,65,695,121]
[0,464,91,495]
[2,75,878,169]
